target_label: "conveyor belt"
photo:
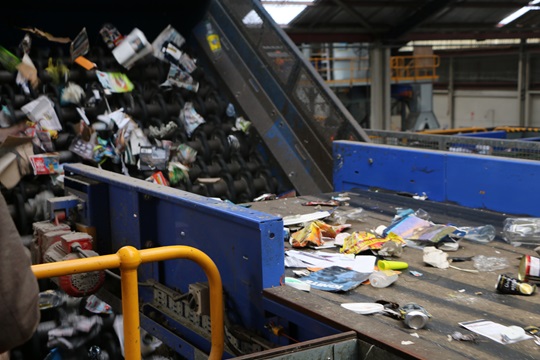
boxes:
[246,189,540,360]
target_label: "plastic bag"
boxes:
[459,225,496,243]
[472,255,509,272]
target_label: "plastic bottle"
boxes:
[460,224,496,243]
[369,270,398,288]
[503,218,540,245]
[38,289,66,310]
[205,22,222,54]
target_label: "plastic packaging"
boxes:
[332,207,366,225]
[377,259,408,270]
[459,224,496,243]
[38,289,66,310]
[414,208,431,221]
[369,270,398,288]
[472,255,509,272]
[378,240,403,257]
[502,218,540,245]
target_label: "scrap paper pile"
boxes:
[285,250,376,292]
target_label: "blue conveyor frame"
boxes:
[333,141,540,217]
[62,162,289,358]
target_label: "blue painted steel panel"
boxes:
[445,154,540,216]
[520,136,540,141]
[63,163,285,335]
[460,131,507,139]
[333,141,446,201]
[262,297,340,343]
[140,313,198,359]
[333,141,540,216]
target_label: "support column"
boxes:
[525,50,531,127]
[369,44,391,129]
[404,82,440,131]
[518,38,528,127]
[448,57,455,129]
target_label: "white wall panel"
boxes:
[433,90,519,128]
[528,93,540,127]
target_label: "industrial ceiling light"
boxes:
[497,0,540,28]
[260,0,315,25]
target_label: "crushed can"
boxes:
[399,303,431,330]
[496,274,536,295]
[518,255,540,282]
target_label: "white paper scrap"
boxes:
[283,210,332,226]
[285,250,376,273]
[459,319,533,344]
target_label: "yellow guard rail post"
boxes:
[32,245,224,360]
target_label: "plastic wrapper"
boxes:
[503,218,540,245]
[332,207,366,225]
[179,102,205,137]
[290,220,343,248]
[472,255,509,272]
[341,232,405,255]
[162,63,199,92]
[384,213,456,243]
[96,71,134,93]
[152,25,186,62]
[458,224,496,243]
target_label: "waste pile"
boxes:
[0,23,289,235]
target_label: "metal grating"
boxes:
[365,129,540,160]
[219,0,370,145]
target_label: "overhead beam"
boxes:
[330,0,374,31]
[263,0,526,9]
[381,0,455,42]
[404,29,540,41]
[303,5,342,29]
[285,28,540,44]
[286,31,375,44]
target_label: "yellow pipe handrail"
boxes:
[420,126,488,135]
[309,54,440,85]
[32,245,224,360]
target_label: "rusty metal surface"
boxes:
[231,331,358,360]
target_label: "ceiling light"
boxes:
[497,1,540,28]
[261,0,315,25]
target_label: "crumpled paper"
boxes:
[423,246,449,269]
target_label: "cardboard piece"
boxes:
[29,153,60,175]
[21,96,62,130]
[0,136,34,189]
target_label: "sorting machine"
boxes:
[53,159,540,360]
[5,1,540,359]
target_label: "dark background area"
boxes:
[0,1,212,50]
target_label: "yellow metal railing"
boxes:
[420,126,488,135]
[310,54,440,86]
[390,55,440,82]
[310,56,370,86]
[32,245,224,360]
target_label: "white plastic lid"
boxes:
[341,302,384,315]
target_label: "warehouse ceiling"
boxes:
[272,0,540,45]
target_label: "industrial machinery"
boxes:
[3,1,540,359]
[1,0,371,357]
